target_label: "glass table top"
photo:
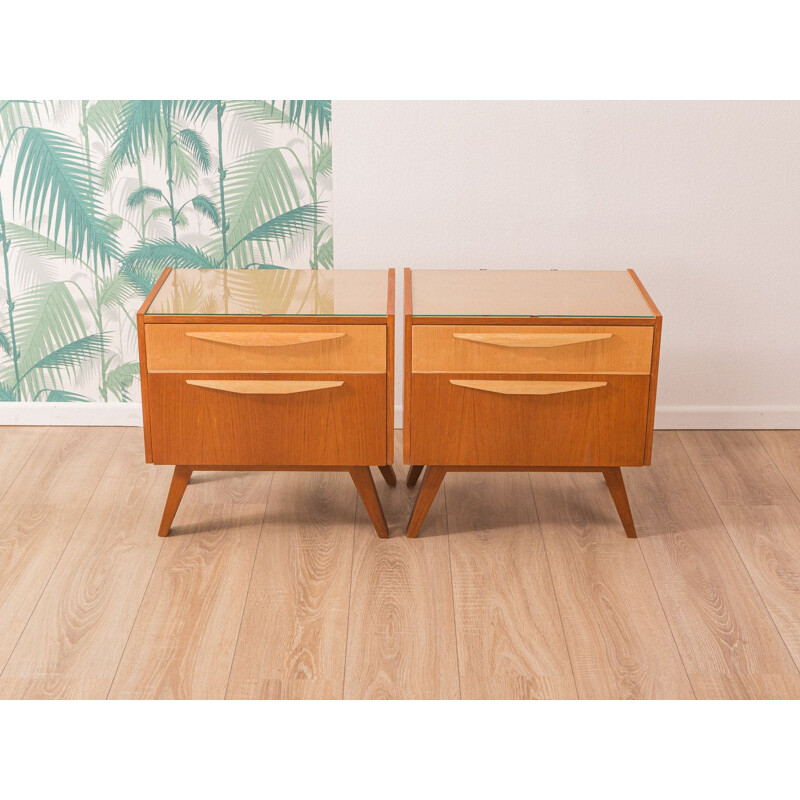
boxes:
[411,270,654,318]
[146,269,390,316]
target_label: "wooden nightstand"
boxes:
[403,268,662,538]
[137,268,396,538]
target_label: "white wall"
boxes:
[333,101,800,428]
[11,101,796,428]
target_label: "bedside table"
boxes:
[403,269,661,539]
[137,268,396,538]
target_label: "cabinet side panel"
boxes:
[404,316,413,464]
[386,316,394,464]
[136,268,172,464]
[644,316,662,465]
[403,268,413,464]
[137,315,153,463]
[386,269,396,465]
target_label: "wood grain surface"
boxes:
[226,471,356,699]
[0,428,123,671]
[757,430,800,497]
[449,379,608,396]
[344,442,459,699]
[107,469,272,699]
[186,330,346,346]
[680,431,800,670]
[446,471,577,699]
[0,430,168,699]
[146,323,386,372]
[3,427,800,700]
[413,325,652,374]
[0,427,43,501]
[405,465,447,539]
[148,372,386,466]
[627,432,800,699]
[410,373,649,466]
[185,379,345,394]
[530,469,694,698]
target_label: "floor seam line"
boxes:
[339,474,361,700]
[442,476,463,700]
[631,504,697,698]
[0,428,125,681]
[0,427,46,511]
[223,472,276,700]
[106,527,165,699]
[754,431,800,507]
[676,431,800,679]
[527,472,580,700]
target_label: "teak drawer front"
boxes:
[412,325,653,374]
[148,373,386,466]
[409,373,650,466]
[145,323,386,372]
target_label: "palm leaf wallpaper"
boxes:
[0,99,333,403]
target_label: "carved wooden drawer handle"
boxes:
[450,379,607,395]
[185,331,346,347]
[186,380,344,395]
[452,332,612,348]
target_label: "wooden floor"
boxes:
[1,428,800,699]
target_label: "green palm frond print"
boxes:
[0,99,333,403]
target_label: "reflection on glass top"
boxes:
[412,270,654,318]
[146,269,389,316]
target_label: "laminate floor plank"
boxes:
[4,427,800,701]
[531,470,694,699]
[758,431,800,500]
[107,469,271,699]
[0,427,124,671]
[344,436,460,699]
[0,427,44,502]
[0,430,169,699]
[680,431,800,670]
[680,431,797,506]
[446,471,576,699]
[226,471,357,700]
[627,432,799,700]
[690,673,800,700]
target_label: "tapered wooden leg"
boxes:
[406,466,447,538]
[406,464,424,488]
[602,467,637,538]
[349,467,389,538]
[158,466,193,538]
[378,465,397,487]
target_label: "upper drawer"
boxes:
[412,325,653,374]
[145,323,386,372]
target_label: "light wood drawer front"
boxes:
[145,324,386,372]
[409,374,650,466]
[148,373,386,466]
[412,325,652,374]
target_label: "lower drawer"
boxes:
[144,323,386,372]
[409,373,650,466]
[147,373,387,466]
